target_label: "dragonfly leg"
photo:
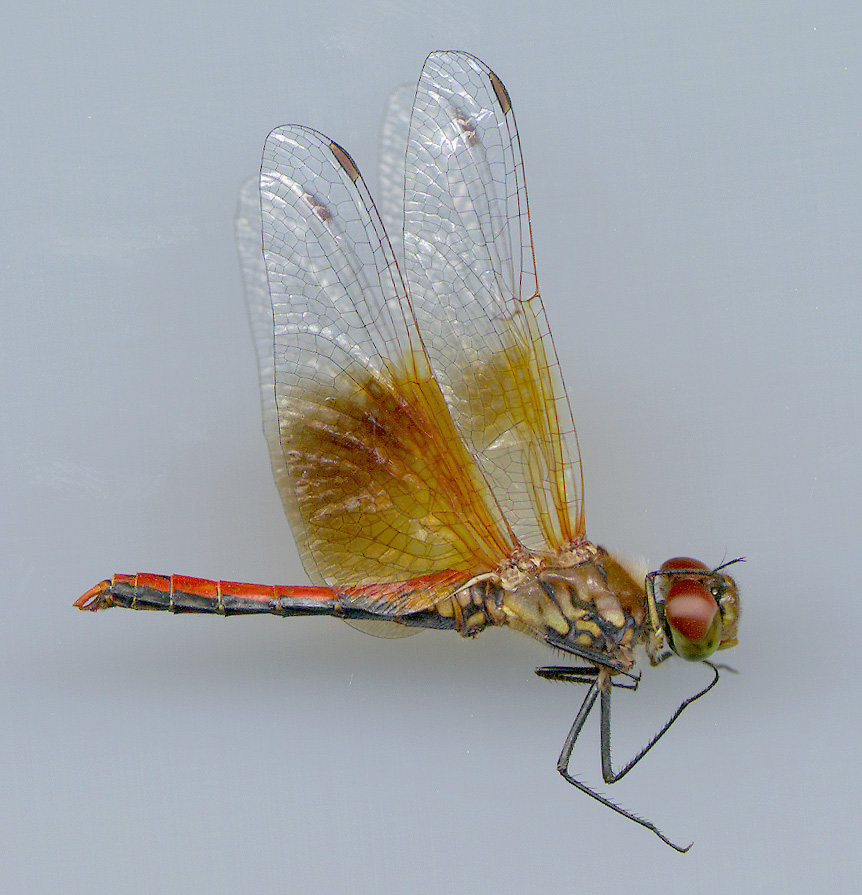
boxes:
[536,665,640,690]
[600,662,722,784]
[556,674,691,853]
[535,665,600,686]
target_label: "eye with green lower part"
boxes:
[658,557,725,661]
[664,577,723,660]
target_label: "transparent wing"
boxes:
[378,83,415,267]
[256,125,514,609]
[236,177,294,538]
[402,51,585,551]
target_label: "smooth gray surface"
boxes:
[3,3,860,892]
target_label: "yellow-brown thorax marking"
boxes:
[433,543,646,671]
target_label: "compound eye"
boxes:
[665,578,722,660]
[660,557,710,573]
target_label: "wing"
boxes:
[377,82,414,267]
[400,51,585,552]
[254,125,515,611]
[236,177,294,535]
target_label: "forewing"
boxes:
[402,51,585,551]
[236,177,294,544]
[256,126,514,609]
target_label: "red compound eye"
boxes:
[660,557,710,574]
[665,579,718,643]
[658,557,723,660]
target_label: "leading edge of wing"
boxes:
[256,125,515,607]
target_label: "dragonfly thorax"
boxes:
[462,544,649,670]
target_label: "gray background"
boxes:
[3,2,860,892]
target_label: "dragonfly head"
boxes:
[651,557,742,661]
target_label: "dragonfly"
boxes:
[77,51,741,851]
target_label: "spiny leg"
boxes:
[535,665,640,690]
[554,674,692,853]
[600,662,722,784]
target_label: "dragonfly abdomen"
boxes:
[77,573,360,618]
[431,578,508,636]
[74,571,501,633]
